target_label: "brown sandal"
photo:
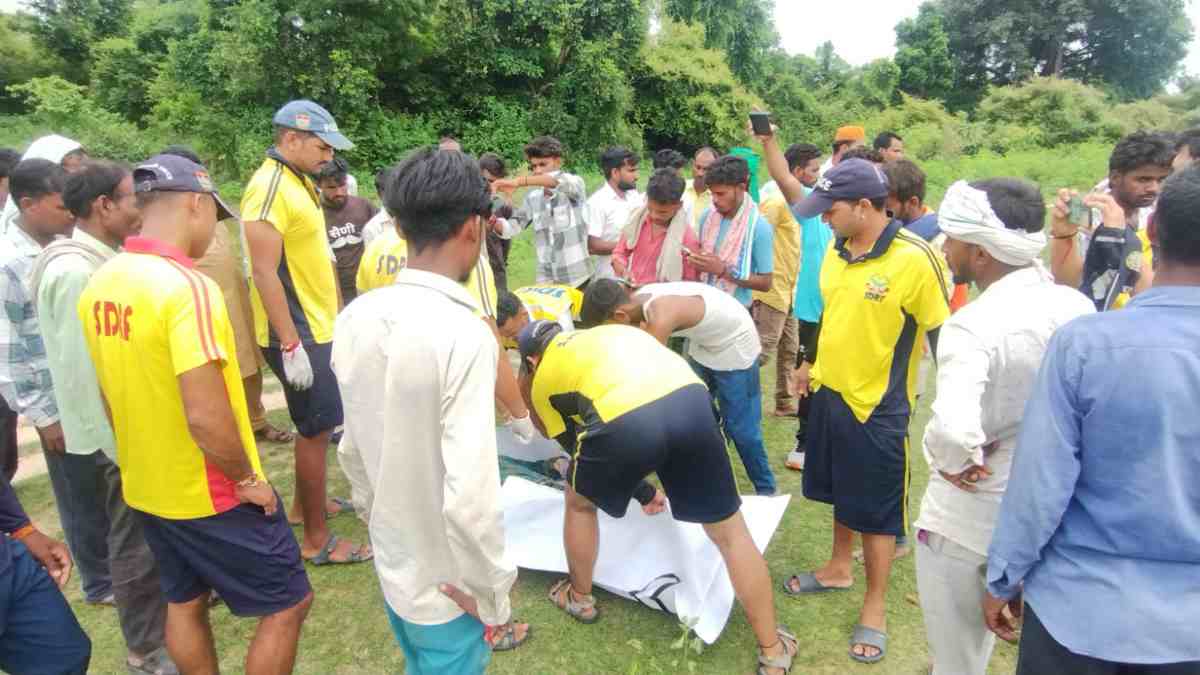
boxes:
[548,578,599,623]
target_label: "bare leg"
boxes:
[810,519,855,589]
[289,431,349,526]
[164,594,218,675]
[702,512,789,673]
[854,533,895,659]
[245,591,314,675]
[563,486,599,595]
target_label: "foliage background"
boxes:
[1,0,1195,196]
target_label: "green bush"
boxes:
[975,77,1124,148]
[7,76,165,162]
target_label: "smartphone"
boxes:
[749,111,772,135]
[1067,195,1092,228]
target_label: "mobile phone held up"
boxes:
[749,111,772,136]
[1067,194,1092,229]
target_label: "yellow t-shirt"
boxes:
[242,155,339,346]
[79,238,264,520]
[354,226,498,318]
[531,325,701,446]
[812,222,951,423]
[356,227,408,294]
[752,196,801,313]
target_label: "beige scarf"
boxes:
[620,205,691,283]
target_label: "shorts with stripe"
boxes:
[802,386,910,536]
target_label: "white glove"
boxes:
[281,342,314,391]
[508,412,537,444]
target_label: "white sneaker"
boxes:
[785,450,805,472]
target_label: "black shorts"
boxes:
[262,341,343,438]
[572,383,741,524]
[137,499,311,617]
[802,387,909,536]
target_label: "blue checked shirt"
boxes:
[511,171,593,288]
[0,223,58,428]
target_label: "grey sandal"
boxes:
[782,572,851,596]
[548,578,599,623]
[756,627,799,674]
[848,624,887,664]
[303,534,372,566]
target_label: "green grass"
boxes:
[16,236,1017,674]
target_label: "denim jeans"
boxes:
[690,360,777,495]
[0,541,91,674]
[43,449,111,603]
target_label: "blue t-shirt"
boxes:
[790,191,833,322]
[701,207,774,306]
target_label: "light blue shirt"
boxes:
[789,190,833,323]
[699,207,773,306]
[987,286,1200,664]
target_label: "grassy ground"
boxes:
[16,233,1017,674]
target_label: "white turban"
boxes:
[938,180,1045,266]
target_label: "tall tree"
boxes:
[927,0,1192,106]
[662,0,778,82]
[894,4,956,103]
[23,0,132,78]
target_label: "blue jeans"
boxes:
[690,360,777,495]
[43,449,111,603]
[0,541,91,674]
[386,606,490,675]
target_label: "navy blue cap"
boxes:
[792,158,890,219]
[133,154,235,221]
[272,100,353,151]
[517,320,563,365]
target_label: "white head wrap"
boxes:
[937,180,1046,266]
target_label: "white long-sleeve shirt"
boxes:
[915,265,1094,557]
[331,268,516,626]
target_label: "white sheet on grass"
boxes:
[500,477,790,644]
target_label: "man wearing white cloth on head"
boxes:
[914,179,1094,675]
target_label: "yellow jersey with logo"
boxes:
[242,155,339,346]
[354,225,498,318]
[531,325,701,445]
[79,237,264,520]
[812,221,951,423]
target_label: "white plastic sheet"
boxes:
[500,478,790,643]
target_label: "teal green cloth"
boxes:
[730,147,762,204]
[498,455,564,489]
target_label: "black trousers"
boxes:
[1018,604,1200,675]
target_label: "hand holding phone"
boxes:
[1067,195,1091,228]
[749,111,772,136]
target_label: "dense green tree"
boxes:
[23,0,132,77]
[894,5,956,103]
[663,0,777,82]
[928,0,1192,106]
[0,14,64,112]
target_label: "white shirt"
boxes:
[331,268,515,625]
[818,156,834,178]
[639,281,761,371]
[587,182,644,280]
[916,265,1094,556]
